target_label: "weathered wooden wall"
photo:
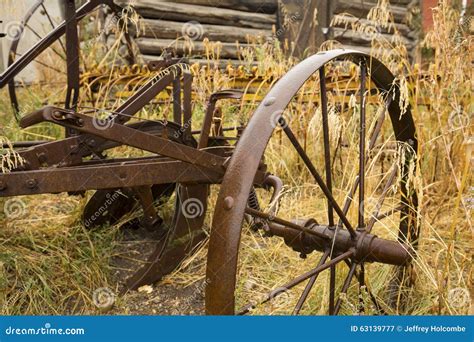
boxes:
[282,0,418,56]
[117,0,419,63]
[116,0,277,65]
[330,0,418,55]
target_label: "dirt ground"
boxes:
[107,225,206,315]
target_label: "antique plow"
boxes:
[1,0,418,315]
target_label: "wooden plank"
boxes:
[331,14,413,36]
[116,0,276,29]
[141,55,258,68]
[388,0,415,4]
[333,27,414,48]
[136,38,245,59]
[167,0,278,13]
[334,0,409,23]
[134,18,273,43]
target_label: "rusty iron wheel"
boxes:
[7,0,136,116]
[206,49,418,315]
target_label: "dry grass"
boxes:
[0,0,472,315]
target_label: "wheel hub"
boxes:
[268,219,412,266]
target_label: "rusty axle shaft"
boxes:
[247,211,412,266]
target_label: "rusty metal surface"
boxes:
[0,2,225,291]
[205,49,418,314]
[0,3,418,315]
[125,184,209,291]
[19,106,227,171]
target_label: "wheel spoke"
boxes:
[375,204,403,221]
[345,259,386,315]
[334,261,357,314]
[366,285,386,315]
[321,97,341,315]
[368,97,392,150]
[358,62,367,228]
[320,66,334,226]
[25,24,66,61]
[366,165,398,234]
[339,177,359,226]
[358,263,365,313]
[293,249,330,314]
[40,2,67,55]
[365,284,386,315]
[329,263,336,314]
[279,119,357,238]
[12,51,65,74]
[338,96,392,227]
[238,250,353,315]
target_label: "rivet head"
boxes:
[223,196,234,210]
[264,97,276,106]
[37,152,47,164]
[26,179,38,189]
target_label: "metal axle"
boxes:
[260,217,412,266]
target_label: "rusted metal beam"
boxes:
[0,160,221,197]
[19,106,227,171]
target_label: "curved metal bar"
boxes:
[5,0,137,116]
[7,0,44,114]
[293,249,331,314]
[205,49,417,315]
[124,184,209,291]
[0,0,130,88]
